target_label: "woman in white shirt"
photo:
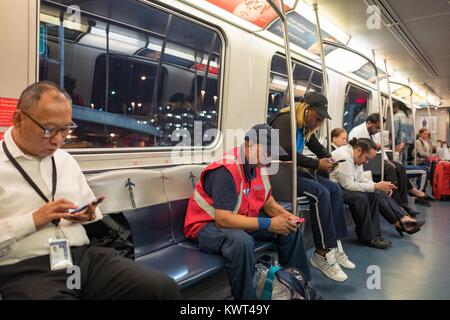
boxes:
[331,137,425,239]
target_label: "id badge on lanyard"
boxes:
[49,226,73,271]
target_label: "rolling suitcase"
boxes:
[433,161,450,200]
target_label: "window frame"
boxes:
[266,53,323,121]
[38,0,226,154]
[342,81,372,133]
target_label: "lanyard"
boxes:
[2,141,59,226]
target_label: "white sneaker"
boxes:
[336,240,356,270]
[310,249,348,282]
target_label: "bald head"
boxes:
[12,81,74,158]
[17,81,71,113]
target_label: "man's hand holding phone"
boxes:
[65,195,106,223]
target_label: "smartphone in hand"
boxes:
[68,196,106,214]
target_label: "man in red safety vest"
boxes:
[184,124,312,300]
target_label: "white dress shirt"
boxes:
[331,145,375,193]
[0,128,102,266]
[348,122,387,160]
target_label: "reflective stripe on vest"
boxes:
[193,155,244,218]
[260,167,271,204]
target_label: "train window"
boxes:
[39,0,222,149]
[342,84,371,134]
[267,55,322,122]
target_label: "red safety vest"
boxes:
[184,147,271,239]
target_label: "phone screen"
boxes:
[68,196,105,214]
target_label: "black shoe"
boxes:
[415,197,431,207]
[367,238,391,249]
[377,236,392,245]
[424,194,435,201]
[395,220,423,237]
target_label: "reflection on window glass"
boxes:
[39,0,222,149]
[343,84,370,133]
[267,55,322,122]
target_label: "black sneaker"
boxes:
[377,237,392,245]
[367,238,391,249]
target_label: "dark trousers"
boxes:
[196,220,310,300]
[0,246,181,300]
[374,190,406,224]
[342,190,381,241]
[297,171,348,249]
[375,160,412,207]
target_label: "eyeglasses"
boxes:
[21,111,77,138]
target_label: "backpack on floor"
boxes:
[254,254,313,300]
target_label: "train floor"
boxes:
[308,195,450,300]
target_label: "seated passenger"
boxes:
[184,124,312,300]
[349,113,431,214]
[331,138,425,242]
[0,81,181,300]
[270,92,353,283]
[416,128,436,165]
[331,127,348,151]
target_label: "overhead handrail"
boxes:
[388,81,413,97]
[266,0,298,216]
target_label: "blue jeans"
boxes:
[297,171,348,249]
[196,217,310,300]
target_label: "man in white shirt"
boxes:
[348,114,429,216]
[0,81,180,299]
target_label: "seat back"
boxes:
[87,169,167,214]
[269,161,293,202]
[161,165,206,243]
[87,169,172,257]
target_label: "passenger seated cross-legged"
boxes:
[331,138,425,242]
[270,92,353,283]
[0,81,181,300]
[348,113,431,216]
[184,124,313,300]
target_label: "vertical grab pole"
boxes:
[266,0,297,215]
[426,92,433,141]
[384,59,396,161]
[373,50,384,180]
[409,78,417,165]
[59,11,65,89]
[312,1,331,152]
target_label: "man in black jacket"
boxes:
[270,92,359,283]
